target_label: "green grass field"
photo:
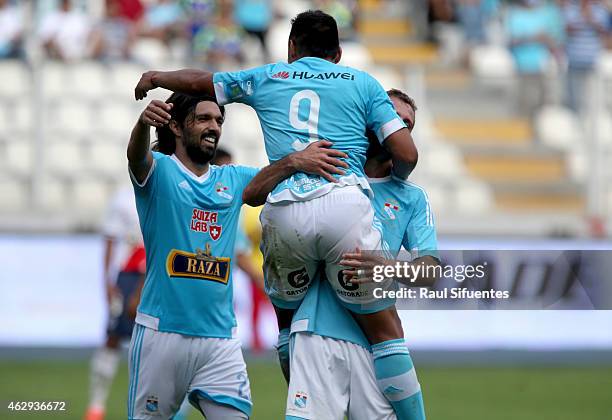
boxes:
[0,359,610,419]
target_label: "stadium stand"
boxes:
[0,0,610,238]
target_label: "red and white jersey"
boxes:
[102,187,144,277]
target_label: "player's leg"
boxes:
[128,325,191,420]
[286,333,349,420]
[188,337,252,419]
[86,271,141,420]
[259,201,318,312]
[318,187,418,419]
[260,200,318,382]
[196,399,248,419]
[347,340,397,420]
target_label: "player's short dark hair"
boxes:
[387,88,417,112]
[211,147,232,165]
[153,92,225,155]
[289,10,340,59]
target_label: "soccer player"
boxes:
[245,89,438,420]
[85,188,145,420]
[126,92,347,420]
[133,12,419,415]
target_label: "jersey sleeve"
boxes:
[212,65,272,106]
[234,165,260,202]
[402,189,439,259]
[364,73,406,144]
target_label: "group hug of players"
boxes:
[86,10,440,420]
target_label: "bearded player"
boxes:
[126,92,346,419]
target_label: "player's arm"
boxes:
[127,100,172,183]
[103,237,117,304]
[384,128,418,179]
[134,69,215,100]
[242,140,349,206]
[236,252,265,291]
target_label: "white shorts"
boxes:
[260,186,394,313]
[286,332,397,420]
[127,324,251,420]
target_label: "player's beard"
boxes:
[183,132,217,165]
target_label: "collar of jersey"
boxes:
[171,154,212,183]
[366,175,392,184]
[294,56,332,65]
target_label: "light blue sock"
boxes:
[276,328,290,383]
[371,339,426,420]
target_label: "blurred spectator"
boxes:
[192,0,244,68]
[505,0,564,115]
[117,0,145,22]
[314,0,356,40]
[91,0,137,61]
[234,0,272,62]
[562,0,610,112]
[39,0,93,61]
[455,0,487,45]
[0,0,22,58]
[140,0,185,44]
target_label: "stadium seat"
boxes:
[110,62,147,97]
[73,177,109,212]
[69,62,108,98]
[369,67,402,91]
[566,147,587,182]
[452,178,494,214]
[223,104,263,147]
[47,101,92,134]
[267,21,291,63]
[39,175,68,211]
[470,45,515,80]
[423,143,465,179]
[340,43,373,69]
[131,39,170,67]
[46,141,83,177]
[596,51,612,79]
[0,60,29,97]
[594,112,612,148]
[6,141,32,176]
[14,100,33,132]
[88,142,127,178]
[535,106,582,151]
[98,101,136,134]
[42,62,68,97]
[0,178,28,211]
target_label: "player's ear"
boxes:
[288,39,296,63]
[332,46,342,64]
[169,120,181,137]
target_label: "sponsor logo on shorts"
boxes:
[190,208,223,241]
[145,395,159,414]
[288,268,311,289]
[337,271,359,291]
[166,244,230,284]
[294,391,308,408]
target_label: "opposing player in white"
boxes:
[246,90,439,420]
[127,92,347,420]
[85,187,145,420]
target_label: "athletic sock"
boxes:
[371,339,426,420]
[88,347,120,411]
[276,328,291,383]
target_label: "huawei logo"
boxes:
[272,71,290,79]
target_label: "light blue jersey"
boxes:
[212,58,405,202]
[131,152,258,338]
[292,176,438,348]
